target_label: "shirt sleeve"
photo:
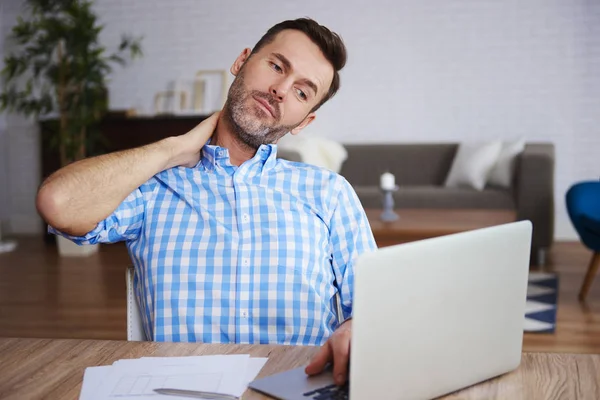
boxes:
[48,179,157,245]
[329,177,378,321]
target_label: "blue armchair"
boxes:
[566,181,600,301]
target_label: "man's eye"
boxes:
[296,88,307,100]
[270,62,282,72]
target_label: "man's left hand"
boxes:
[305,318,352,386]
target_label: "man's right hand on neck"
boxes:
[36,111,220,236]
[166,111,220,169]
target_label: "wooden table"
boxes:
[366,208,517,247]
[1,338,599,399]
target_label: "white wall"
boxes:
[1,0,599,239]
[0,0,6,228]
[0,0,12,234]
[1,0,42,234]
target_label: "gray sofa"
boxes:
[279,143,555,265]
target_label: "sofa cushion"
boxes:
[354,185,515,209]
[444,141,503,191]
[339,144,458,186]
[488,138,526,188]
[277,136,348,173]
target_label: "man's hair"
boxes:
[250,18,347,112]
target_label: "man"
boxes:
[36,18,376,386]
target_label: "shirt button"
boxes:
[242,258,250,266]
[242,214,250,222]
[241,310,249,318]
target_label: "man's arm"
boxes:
[36,112,219,236]
[305,177,377,385]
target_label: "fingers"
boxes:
[203,110,221,126]
[188,111,221,137]
[198,110,221,131]
[330,329,351,385]
[305,341,332,376]
[304,329,351,386]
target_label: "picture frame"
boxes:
[193,69,229,113]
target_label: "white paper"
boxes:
[119,354,247,368]
[138,356,268,391]
[92,355,248,400]
[245,358,268,384]
[119,354,252,395]
[80,355,268,400]
[80,366,111,400]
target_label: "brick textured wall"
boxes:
[1,0,599,239]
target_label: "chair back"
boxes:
[126,267,148,341]
[566,181,600,251]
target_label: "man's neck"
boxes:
[210,113,257,166]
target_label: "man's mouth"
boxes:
[253,96,276,118]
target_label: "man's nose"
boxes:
[269,81,290,102]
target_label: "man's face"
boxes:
[224,29,334,149]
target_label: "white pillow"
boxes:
[488,138,526,188]
[444,141,503,191]
[277,135,348,173]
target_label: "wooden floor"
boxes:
[0,237,599,353]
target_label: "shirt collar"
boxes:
[199,141,279,173]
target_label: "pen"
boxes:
[153,388,239,399]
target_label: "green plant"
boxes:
[0,0,142,166]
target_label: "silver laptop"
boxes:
[249,220,532,400]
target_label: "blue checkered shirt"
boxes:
[51,143,377,345]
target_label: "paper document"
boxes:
[79,354,267,400]
[80,366,112,400]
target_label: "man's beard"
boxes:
[223,68,303,150]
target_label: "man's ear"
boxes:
[291,113,316,135]
[231,48,252,76]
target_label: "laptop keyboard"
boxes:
[303,383,349,399]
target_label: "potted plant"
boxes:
[0,0,142,256]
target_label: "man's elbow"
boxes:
[36,182,65,226]
[36,182,89,236]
